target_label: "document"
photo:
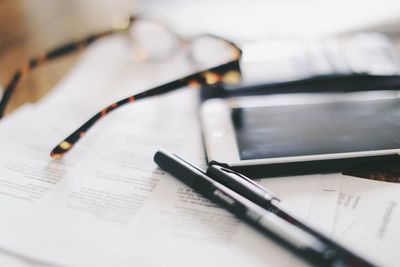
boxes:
[0,92,320,267]
[306,174,341,235]
[333,175,400,267]
[0,36,321,267]
[141,0,400,40]
[2,33,396,267]
[0,34,192,210]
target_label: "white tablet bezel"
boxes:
[200,92,400,168]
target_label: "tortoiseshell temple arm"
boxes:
[50,60,241,159]
[0,17,135,119]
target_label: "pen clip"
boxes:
[210,165,281,202]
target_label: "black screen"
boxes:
[233,98,400,160]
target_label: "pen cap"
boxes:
[154,150,214,190]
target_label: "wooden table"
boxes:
[0,0,135,115]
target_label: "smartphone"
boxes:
[200,92,400,177]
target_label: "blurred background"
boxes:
[1,0,400,112]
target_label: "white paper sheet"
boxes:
[306,174,341,236]
[333,175,400,266]
[0,36,321,267]
[140,0,400,39]
[0,91,319,267]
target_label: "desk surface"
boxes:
[2,0,400,115]
[0,0,134,115]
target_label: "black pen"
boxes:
[154,150,344,267]
[207,165,376,267]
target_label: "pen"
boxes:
[154,150,343,267]
[207,165,376,267]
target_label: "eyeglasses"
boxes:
[0,15,242,158]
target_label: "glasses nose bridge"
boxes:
[126,18,189,62]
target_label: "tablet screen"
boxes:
[232,98,400,160]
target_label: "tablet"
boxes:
[200,93,400,177]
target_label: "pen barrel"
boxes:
[254,211,335,265]
[269,200,376,267]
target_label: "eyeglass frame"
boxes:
[0,15,243,158]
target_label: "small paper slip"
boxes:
[306,174,341,236]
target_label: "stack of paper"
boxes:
[0,35,399,267]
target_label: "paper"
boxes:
[0,34,192,209]
[0,92,318,267]
[333,175,400,266]
[0,36,321,267]
[258,174,341,237]
[258,175,319,220]
[2,32,400,267]
[306,174,341,236]
[140,0,400,39]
